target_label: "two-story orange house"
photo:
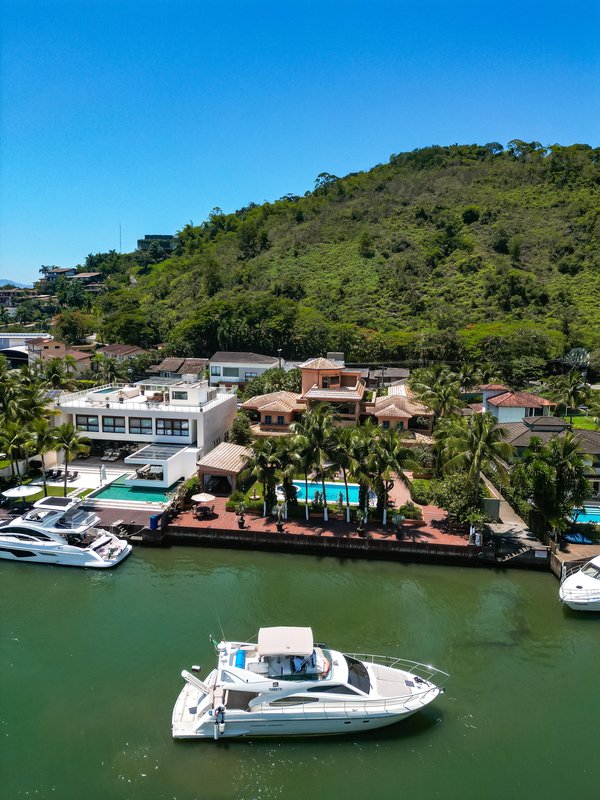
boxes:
[241,355,433,436]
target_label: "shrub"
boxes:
[410,479,433,505]
[398,502,422,520]
[179,476,200,503]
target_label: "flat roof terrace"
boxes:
[57,383,233,413]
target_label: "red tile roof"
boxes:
[487,391,555,408]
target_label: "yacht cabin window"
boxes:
[581,563,600,580]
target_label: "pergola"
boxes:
[196,442,250,492]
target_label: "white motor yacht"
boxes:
[559,555,600,611]
[172,626,448,740]
[0,495,132,568]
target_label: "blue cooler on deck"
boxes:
[235,649,246,668]
[149,514,161,531]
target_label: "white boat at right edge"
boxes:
[172,626,448,740]
[560,555,600,611]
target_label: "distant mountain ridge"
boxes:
[0,279,29,288]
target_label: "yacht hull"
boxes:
[0,543,132,568]
[173,709,423,739]
[560,597,600,612]
[172,682,441,740]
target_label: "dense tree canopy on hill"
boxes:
[88,142,600,365]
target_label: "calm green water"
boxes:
[2,548,598,800]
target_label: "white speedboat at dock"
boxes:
[172,626,448,740]
[0,495,131,568]
[559,555,600,611]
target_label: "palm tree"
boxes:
[439,412,513,500]
[409,364,463,420]
[456,363,482,392]
[242,438,281,516]
[54,423,90,496]
[0,418,31,480]
[348,419,379,523]
[328,427,357,522]
[27,419,58,496]
[304,404,337,522]
[370,428,419,525]
[513,433,589,540]
[290,416,314,521]
[276,437,301,510]
[44,358,75,390]
[93,354,126,384]
[547,370,591,423]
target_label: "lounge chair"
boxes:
[46,469,56,480]
[55,469,63,480]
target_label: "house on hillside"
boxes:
[500,416,600,499]
[481,385,555,422]
[241,354,433,436]
[27,338,92,374]
[97,344,148,362]
[208,352,281,388]
[137,234,177,252]
[147,357,208,380]
[42,267,77,281]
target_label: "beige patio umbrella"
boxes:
[190,492,216,504]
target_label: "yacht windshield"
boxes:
[344,656,371,694]
[581,563,600,580]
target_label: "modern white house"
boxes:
[208,351,281,388]
[481,385,555,423]
[54,377,237,488]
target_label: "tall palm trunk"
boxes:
[321,473,328,522]
[342,467,350,523]
[63,454,69,497]
[262,481,267,517]
[41,453,48,497]
[304,471,309,521]
[383,482,389,526]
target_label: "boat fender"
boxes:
[192,664,201,672]
[214,704,226,737]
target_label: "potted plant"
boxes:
[355,509,366,537]
[236,501,246,529]
[273,503,285,532]
[392,512,405,540]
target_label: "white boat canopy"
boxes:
[257,626,314,657]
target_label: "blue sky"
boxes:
[1,0,598,284]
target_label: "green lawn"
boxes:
[569,416,599,431]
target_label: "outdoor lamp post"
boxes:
[277,348,282,370]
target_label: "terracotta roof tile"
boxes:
[487,391,555,408]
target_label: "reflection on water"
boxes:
[1,547,599,800]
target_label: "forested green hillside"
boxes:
[95,141,600,368]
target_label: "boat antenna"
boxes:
[216,613,225,641]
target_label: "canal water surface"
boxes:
[1,547,598,799]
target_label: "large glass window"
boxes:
[171,390,188,400]
[76,414,99,432]
[129,417,152,435]
[156,418,189,437]
[245,371,258,381]
[210,366,221,376]
[222,367,239,378]
[277,416,285,426]
[102,416,125,434]
[344,656,371,694]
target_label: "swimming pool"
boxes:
[90,476,180,504]
[573,507,600,524]
[93,387,119,394]
[290,479,362,505]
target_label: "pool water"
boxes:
[93,387,119,394]
[292,479,361,505]
[90,476,179,504]
[574,507,600,524]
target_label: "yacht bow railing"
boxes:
[344,653,450,686]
